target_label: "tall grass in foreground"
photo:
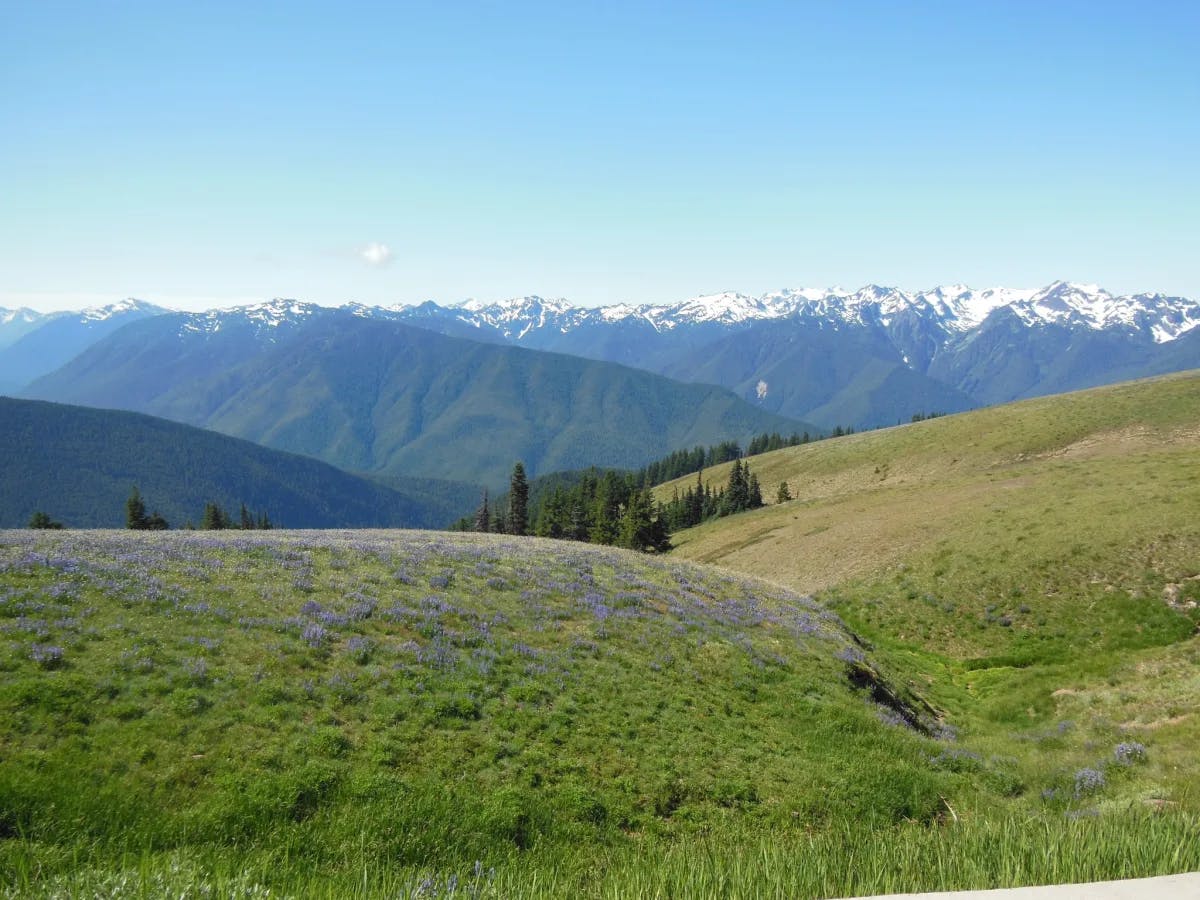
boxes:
[5,812,1197,899]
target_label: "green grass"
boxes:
[5,372,1200,896]
[5,812,1198,898]
[0,528,984,897]
[655,371,1200,882]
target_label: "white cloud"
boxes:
[358,242,394,267]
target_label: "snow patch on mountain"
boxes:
[80,298,166,322]
[177,298,326,339]
[427,282,1198,345]
[137,281,1197,348]
[0,307,47,326]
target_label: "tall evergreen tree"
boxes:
[126,486,149,530]
[240,503,253,530]
[589,471,623,545]
[474,489,490,533]
[509,462,529,537]
[617,487,653,550]
[201,502,228,530]
[722,459,749,514]
[747,472,763,509]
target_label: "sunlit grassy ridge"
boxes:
[0,529,979,897]
[661,369,1200,595]
[663,370,1200,826]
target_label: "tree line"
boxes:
[639,431,820,489]
[454,454,774,553]
[658,457,766,530]
[29,487,276,530]
[120,487,273,530]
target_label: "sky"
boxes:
[2,1,1197,313]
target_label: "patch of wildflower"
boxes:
[1073,767,1106,797]
[1114,741,1147,765]
[29,642,64,668]
[302,622,329,648]
[404,860,496,899]
[344,635,372,663]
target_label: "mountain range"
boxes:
[387,281,1200,424]
[0,299,166,394]
[5,280,1198,508]
[22,307,806,487]
[7,280,1195,432]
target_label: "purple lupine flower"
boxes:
[835,645,866,664]
[345,635,372,662]
[1074,767,1106,797]
[302,622,328,648]
[183,657,209,682]
[1114,741,1147,765]
[29,643,64,668]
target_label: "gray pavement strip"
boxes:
[840,872,1200,899]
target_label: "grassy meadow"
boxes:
[2,371,1199,897]
[661,372,1200,863]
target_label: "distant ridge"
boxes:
[9,282,1199,432]
[0,396,479,529]
[23,311,811,488]
[0,299,167,394]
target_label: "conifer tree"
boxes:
[647,502,672,553]
[617,487,653,550]
[688,470,704,525]
[722,459,750,514]
[240,503,253,530]
[748,472,763,509]
[126,487,149,530]
[201,502,227,530]
[569,495,591,542]
[590,472,622,545]
[776,480,792,503]
[28,511,63,529]
[509,462,529,537]
[474,489,490,533]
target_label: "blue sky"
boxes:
[2,1,1197,311]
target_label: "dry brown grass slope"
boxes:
[657,370,1200,597]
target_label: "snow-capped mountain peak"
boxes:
[80,297,166,322]
[0,307,46,326]
[446,296,579,338]
[428,281,1197,345]
[666,291,776,325]
[175,297,327,339]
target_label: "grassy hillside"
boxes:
[0,397,479,529]
[661,371,1200,822]
[660,369,1200,591]
[5,529,1193,897]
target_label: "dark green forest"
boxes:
[0,397,478,529]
